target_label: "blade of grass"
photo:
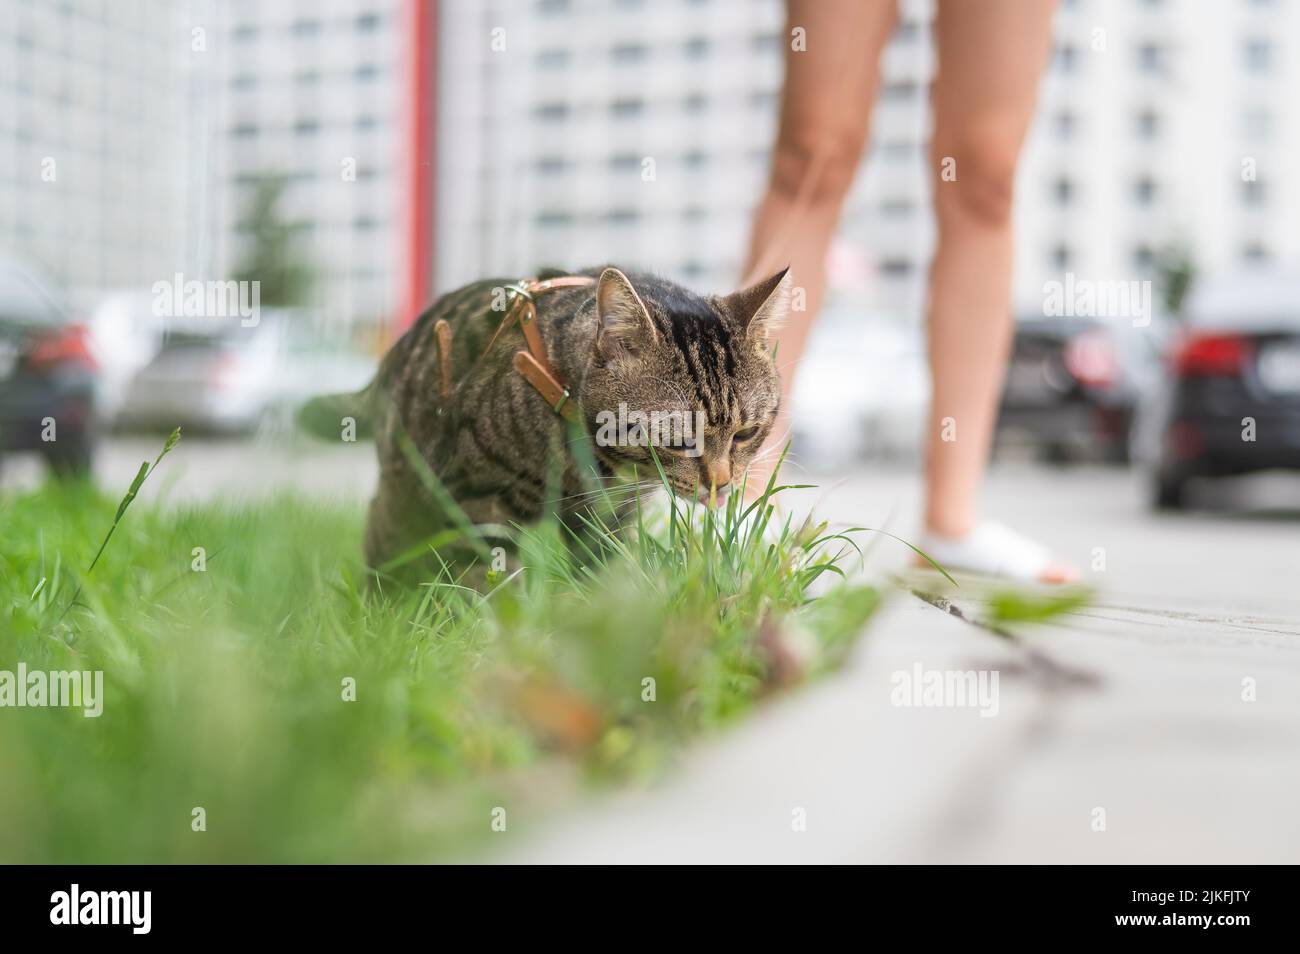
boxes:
[59,427,181,620]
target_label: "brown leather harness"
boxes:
[432,274,595,423]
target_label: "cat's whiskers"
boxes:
[554,480,662,507]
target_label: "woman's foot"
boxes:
[915,520,1078,584]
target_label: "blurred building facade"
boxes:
[0,0,195,301]
[435,0,1300,317]
[208,0,404,326]
[3,0,1295,328]
[436,0,786,297]
[1019,0,1300,311]
[0,0,405,326]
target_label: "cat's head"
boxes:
[579,266,789,501]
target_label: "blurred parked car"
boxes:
[0,261,97,476]
[997,315,1162,463]
[1136,274,1300,509]
[116,311,375,436]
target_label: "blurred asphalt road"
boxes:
[6,436,1300,862]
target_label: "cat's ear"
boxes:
[595,267,657,361]
[723,266,791,345]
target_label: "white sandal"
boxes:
[916,521,1076,584]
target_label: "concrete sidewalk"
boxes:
[497,465,1300,862]
[493,586,1300,863]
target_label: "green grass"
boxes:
[0,437,879,862]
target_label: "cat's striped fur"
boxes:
[305,265,790,581]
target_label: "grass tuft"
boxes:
[0,446,877,862]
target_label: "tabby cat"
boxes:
[302,265,789,581]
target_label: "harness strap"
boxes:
[433,319,453,400]
[481,274,595,422]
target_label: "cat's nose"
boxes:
[703,459,731,490]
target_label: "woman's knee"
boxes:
[767,121,866,209]
[932,128,1023,227]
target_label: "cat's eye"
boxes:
[733,425,759,443]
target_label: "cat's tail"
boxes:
[297,383,379,441]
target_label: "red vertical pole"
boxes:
[398,0,436,332]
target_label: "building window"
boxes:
[609,154,640,172]
[536,210,574,227]
[1136,42,1164,74]
[1133,176,1157,205]
[294,120,320,136]
[684,37,711,59]
[1135,109,1159,139]
[610,97,644,118]
[1053,177,1074,206]
[612,43,647,64]
[682,150,707,169]
[879,258,914,277]
[683,92,708,113]
[1243,38,1271,72]
[879,198,915,218]
[1051,244,1073,270]
[1132,245,1155,270]
[234,24,257,42]
[1242,242,1270,263]
[1054,44,1077,73]
[290,20,321,37]
[536,48,570,68]
[1054,110,1077,139]
[534,102,569,121]
[606,209,640,225]
[355,64,379,81]
[535,156,570,175]
[1241,179,1266,206]
[231,123,258,138]
[881,81,919,103]
[357,13,381,31]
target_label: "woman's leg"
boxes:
[741,0,899,495]
[924,0,1066,576]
